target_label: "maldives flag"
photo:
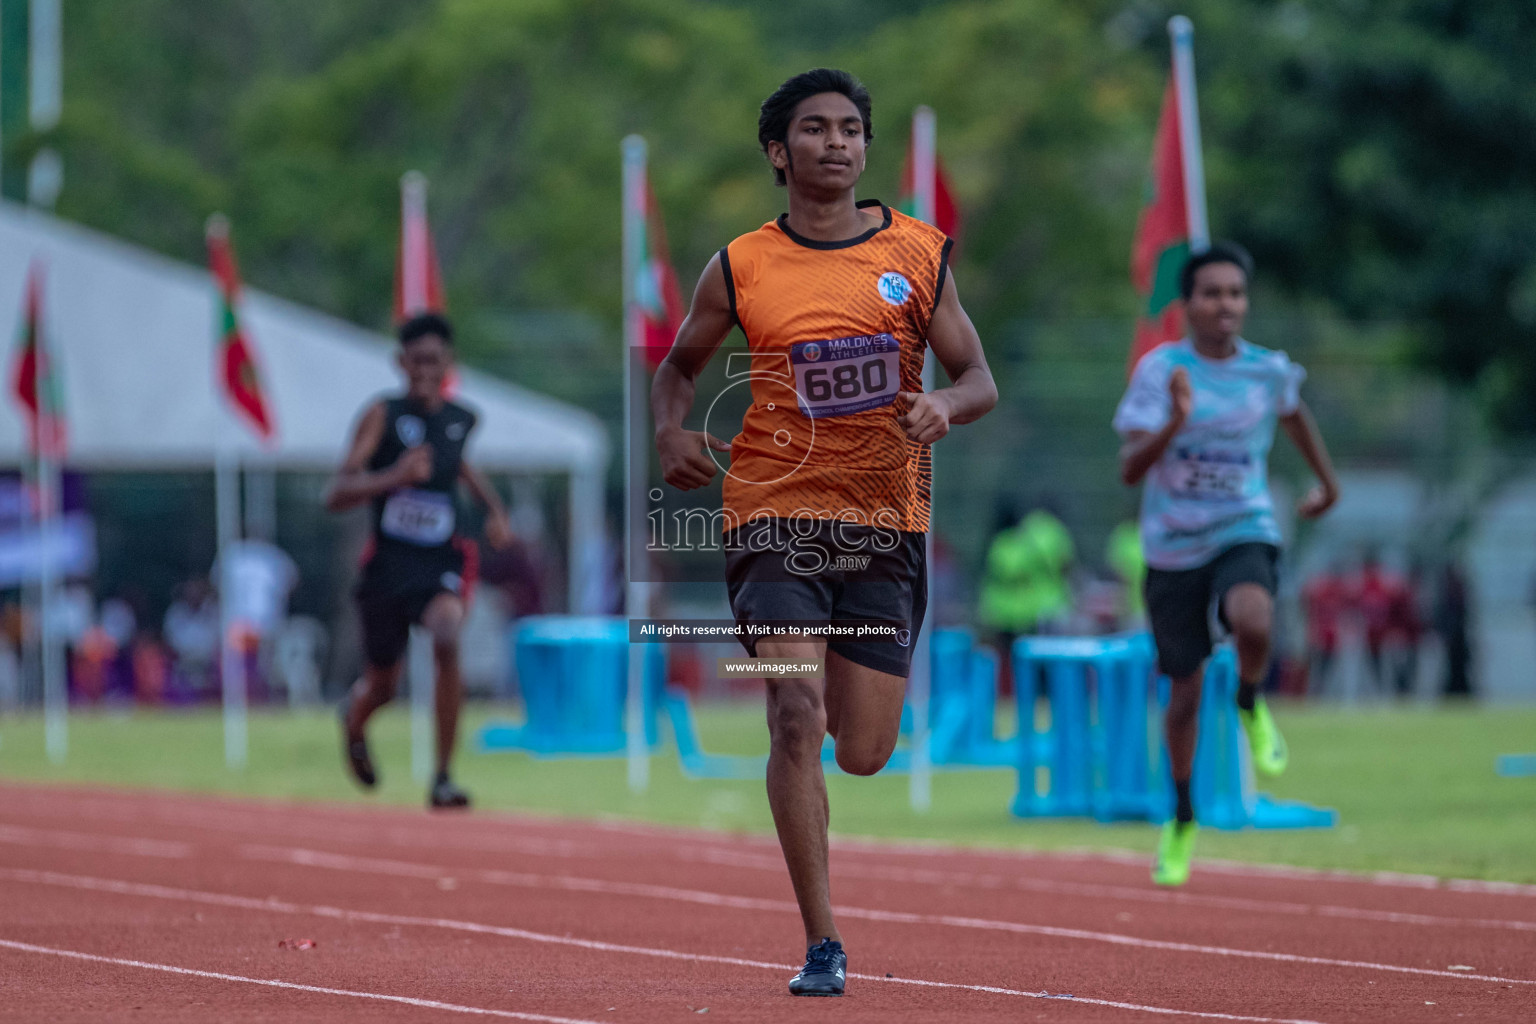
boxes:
[636,181,685,368]
[898,140,962,246]
[1130,79,1192,372]
[206,216,276,442]
[10,263,66,459]
[394,171,447,324]
[394,172,459,395]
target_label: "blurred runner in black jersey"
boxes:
[325,313,513,809]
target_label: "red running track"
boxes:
[0,782,1530,1022]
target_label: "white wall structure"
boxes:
[1467,475,1536,703]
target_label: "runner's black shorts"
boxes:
[1144,542,1278,679]
[355,544,468,670]
[723,517,927,678]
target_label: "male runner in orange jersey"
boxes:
[652,69,997,996]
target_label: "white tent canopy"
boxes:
[0,201,609,610]
[0,201,607,472]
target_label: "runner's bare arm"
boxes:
[459,463,515,548]
[897,270,997,445]
[323,402,429,512]
[652,252,736,491]
[1280,399,1341,519]
[1119,368,1191,486]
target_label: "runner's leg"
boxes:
[762,636,838,948]
[420,592,466,776]
[1224,583,1273,695]
[1164,668,1203,812]
[346,662,401,734]
[823,650,906,777]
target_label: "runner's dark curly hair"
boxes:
[758,68,873,187]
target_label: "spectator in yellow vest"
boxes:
[979,503,1076,692]
[1106,520,1147,626]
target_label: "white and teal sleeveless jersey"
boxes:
[1112,338,1305,571]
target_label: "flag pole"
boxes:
[399,171,435,783]
[621,135,651,795]
[400,172,430,314]
[38,443,64,761]
[31,266,65,761]
[215,435,246,770]
[909,106,937,814]
[1168,16,1209,253]
[26,0,63,209]
[207,215,248,771]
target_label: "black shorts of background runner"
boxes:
[724,517,926,677]
[354,544,467,669]
[1144,542,1278,678]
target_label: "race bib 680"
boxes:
[381,489,456,546]
[790,334,901,419]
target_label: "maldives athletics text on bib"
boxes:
[791,334,901,419]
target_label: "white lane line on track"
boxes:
[0,938,602,1023]
[14,783,1536,902]
[685,847,1536,933]
[8,785,1536,901]
[0,867,1329,1024]
[238,845,1536,985]
[0,795,597,858]
[0,823,192,859]
[5,806,1534,937]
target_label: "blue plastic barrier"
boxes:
[1011,635,1335,830]
[1497,754,1536,777]
[477,616,665,757]
[1011,634,1156,820]
[1159,647,1335,829]
[923,629,1015,767]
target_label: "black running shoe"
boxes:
[428,773,471,810]
[788,938,846,997]
[339,701,377,789]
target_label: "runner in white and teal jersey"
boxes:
[1113,242,1341,886]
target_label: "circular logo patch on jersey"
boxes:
[396,415,426,448]
[877,272,912,306]
[801,342,822,362]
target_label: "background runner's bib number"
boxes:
[1168,448,1253,502]
[790,334,901,419]
[381,489,456,545]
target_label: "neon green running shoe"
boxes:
[1151,820,1199,887]
[1238,697,1289,777]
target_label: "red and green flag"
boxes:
[394,171,447,325]
[10,262,66,459]
[898,137,962,246]
[395,172,458,395]
[1130,79,1193,372]
[635,180,685,368]
[206,216,275,442]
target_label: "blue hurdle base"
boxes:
[666,691,766,780]
[1497,754,1536,777]
[1250,793,1338,829]
[477,722,659,759]
[665,689,1004,779]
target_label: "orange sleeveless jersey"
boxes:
[720,200,952,533]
